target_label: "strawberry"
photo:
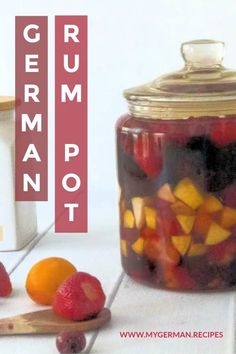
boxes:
[211,120,236,146]
[144,232,162,262]
[156,199,182,237]
[143,230,180,266]
[133,133,162,177]
[0,262,12,297]
[53,272,106,321]
[164,266,196,290]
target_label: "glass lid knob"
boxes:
[181,39,225,69]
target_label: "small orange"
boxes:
[25,257,77,305]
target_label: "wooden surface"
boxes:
[0,225,235,353]
[0,308,111,335]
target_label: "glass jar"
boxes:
[0,97,37,251]
[116,40,236,291]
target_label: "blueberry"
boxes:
[56,331,86,354]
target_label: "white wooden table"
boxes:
[0,222,236,354]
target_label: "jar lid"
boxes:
[0,96,15,111]
[124,40,236,119]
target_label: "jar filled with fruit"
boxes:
[116,40,236,291]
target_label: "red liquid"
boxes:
[116,114,236,290]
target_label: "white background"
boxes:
[1,0,236,232]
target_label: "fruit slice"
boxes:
[131,237,144,256]
[133,133,162,177]
[205,222,231,245]
[131,197,145,229]
[123,209,135,228]
[176,215,195,234]
[171,201,195,216]
[157,183,176,203]
[0,263,12,297]
[120,239,128,257]
[193,213,212,237]
[144,206,158,230]
[171,235,191,256]
[220,207,236,228]
[174,178,204,210]
[188,243,207,257]
[200,195,223,213]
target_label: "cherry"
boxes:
[56,330,86,354]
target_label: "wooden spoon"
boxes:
[0,308,111,335]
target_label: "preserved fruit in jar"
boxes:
[116,40,236,290]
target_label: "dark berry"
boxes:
[186,135,236,192]
[162,143,206,188]
[186,135,213,152]
[215,261,236,287]
[227,263,236,287]
[56,331,86,354]
[207,143,236,191]
[183,256,215,289]
[117,145,147,181]
[223,184,236,208]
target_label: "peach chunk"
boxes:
[205,222,231,245]
[131,237,145,256]
[120,239,128,257]
[157,183,176,203]
[174,178,204,210]
[144,207,158,230]
[123,209,135,228]
[171,235,192,256]
[200,195,223,213]
[176,215,196,234]
[131,197,145,229]
[220,207,236,229]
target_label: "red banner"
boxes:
[55,16,88,232]
[15,16,48,201]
